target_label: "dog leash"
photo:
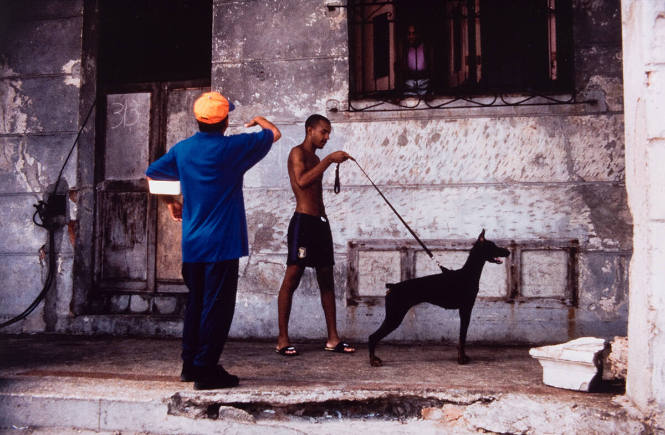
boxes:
[334,163,341,194]
[335,161,447,273]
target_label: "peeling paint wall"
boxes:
[210,0,630,344]
[621,0,665,417]
[0,0,83,332]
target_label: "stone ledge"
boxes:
[529,337,607,391]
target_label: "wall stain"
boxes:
[247,209,281,252]
[575,184,632,248]
[397,130,408,147]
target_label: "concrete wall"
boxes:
[622,0,665,418]
[0,0,83,332]
[212,0,630,344]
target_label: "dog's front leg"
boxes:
[457,308,472,365]
[368,335,383,367]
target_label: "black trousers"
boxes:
[181,259,239,368]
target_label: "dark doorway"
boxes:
[91,0,213,314]
[99,0,212,85]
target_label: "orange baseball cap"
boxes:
[193,91,235,124]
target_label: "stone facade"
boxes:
[0,0,83,332]
[0,0,631,347]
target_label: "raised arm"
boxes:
[245,116,282,142]
[290,149,353,189]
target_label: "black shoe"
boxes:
[193,365,239,390]
[180,362,195,382]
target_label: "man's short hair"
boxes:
[305,114,330,132]
[198,117,227,133]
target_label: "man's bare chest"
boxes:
[303,156,321,172]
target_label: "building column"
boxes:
[622,0,665,416]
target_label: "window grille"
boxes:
[342,0,575,111]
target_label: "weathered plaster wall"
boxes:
[0,0,83,331]
[211,0,630,344]
[621,0,665,418]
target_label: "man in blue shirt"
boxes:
[146,91,281,389]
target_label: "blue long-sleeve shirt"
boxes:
[146,129,273,262]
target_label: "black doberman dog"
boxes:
[368,230,510,367]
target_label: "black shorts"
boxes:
[286,212,335,268]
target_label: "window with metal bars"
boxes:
[348,0,573,100]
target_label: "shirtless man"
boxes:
[275,114,355,356]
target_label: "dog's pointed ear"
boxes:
[478,229,486,242]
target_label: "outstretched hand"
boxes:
[244,116,282,142]
[327,151,354,164]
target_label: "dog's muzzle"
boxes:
[489,248,510,264]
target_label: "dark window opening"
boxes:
[99,0,212,86]
[348,0,573,100]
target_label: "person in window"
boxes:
[400,24,432,97]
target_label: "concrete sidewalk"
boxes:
[0,335,648,434]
